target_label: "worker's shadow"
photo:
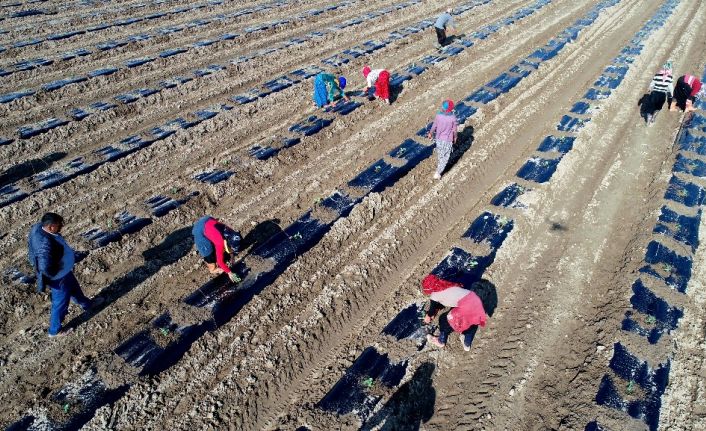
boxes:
[443,33,467,46]
[361,362,436,431]
[637,93,650,122]
[65,227,194,329]
[0,151,66,187]
[443,125,475,173]
[239,218,283,253]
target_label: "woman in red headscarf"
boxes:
[362,65,391,104]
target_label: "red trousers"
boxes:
[375,70,391,100]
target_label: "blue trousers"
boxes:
[48,272,90,335]
[438,311,478,346]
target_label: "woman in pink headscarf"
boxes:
[362,65,391,104]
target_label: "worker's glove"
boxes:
[228,272,241,283]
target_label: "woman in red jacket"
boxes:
[192,216,241,282]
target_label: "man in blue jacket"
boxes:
[28,212,93,337]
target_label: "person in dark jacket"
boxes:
[192,216,241,282]
[28,213,93,337]
[670,73,702,112]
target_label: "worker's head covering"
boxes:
[362,65,371,77]
[660,60,673,76]
[441,99,454,113]
[338,76,347,89]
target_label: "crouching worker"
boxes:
[313,72,349,108]
[362,65,391,104]
[641,61,673,125]
[421,274,496,351]
[28,212,95,337]
[192,216,241,283]
[671,73,702,112]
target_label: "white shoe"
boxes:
[460,333,471,351]
[433,173,441,179]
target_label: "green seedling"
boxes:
[676,189,688,198]
[171,187,178,194]
[159,327,169,336]
[313,197,322,205]
[626,380,635,394]
[645,315,657,325]
[465,260,478,270]
[362,377,375,388]
[662,263,673,274]
[292,232,303,241]
[222,159,229,165]
[374,165,382,172]
[107,220,113,229]
[63,403,70,414]
[398,147,407,155]
[231,274,242,283]
[497,216,511,227]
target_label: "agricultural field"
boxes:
[1,0,705,429]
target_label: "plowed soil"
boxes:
[1,0,705,430]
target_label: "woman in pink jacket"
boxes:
[427,100,458,179]
[422,274,496,351]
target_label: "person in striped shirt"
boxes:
[643,61,673,125]
[670,73,702,113]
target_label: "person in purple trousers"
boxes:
[427,99,458,179]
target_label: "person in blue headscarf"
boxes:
[313,73,349,108]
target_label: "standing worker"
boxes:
[642,61,674,125]
[434,8,455,48]
[28,213,95,337]
[192,216,241,283]
[427,99,458,179]
[313,72,349,108]
[670,73,702,113]
[362,65,391,105]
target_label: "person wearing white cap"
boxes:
[433,8,455,48]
